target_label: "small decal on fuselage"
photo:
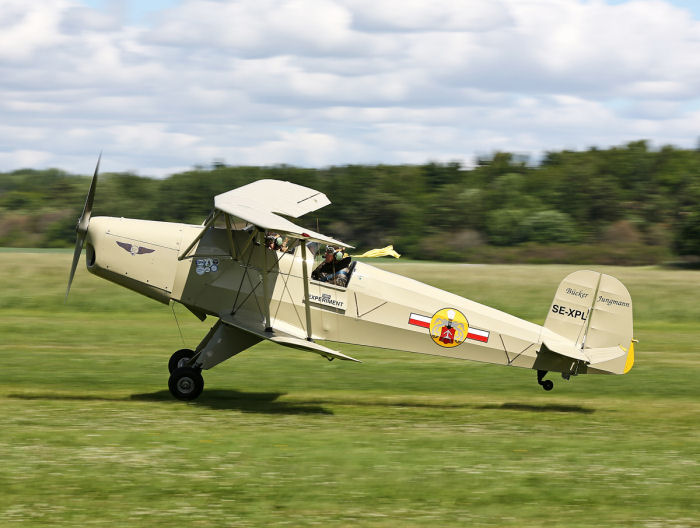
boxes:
[430,308,468,348]
[195,258,219,275]
[306,292,345,312]
[116,241,155,256]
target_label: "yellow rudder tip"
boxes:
[623,339,636,374]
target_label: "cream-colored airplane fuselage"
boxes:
[67,174,634,399]
[84,215,634,389]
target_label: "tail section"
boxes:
[543,270,635,374]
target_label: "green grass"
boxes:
[1,252,699,527]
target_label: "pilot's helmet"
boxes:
[325,245,344,261]
[267,233,283,249]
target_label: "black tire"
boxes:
[168,367,204,401]
[542,380,554,391]
[168,348,195,374]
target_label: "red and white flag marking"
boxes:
[466,328,490,343]
[408,313,490,343]
[408,313,431,328]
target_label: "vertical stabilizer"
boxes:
[544,270,635,374]
[544,270,600,348]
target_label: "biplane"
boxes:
[66,158,636,400]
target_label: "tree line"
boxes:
[1,140,699,264]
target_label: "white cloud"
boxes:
[0,1,68,61]
[0,149,52,168]
[1,0,699,176]
[347,0,514,32]
[107,123,200,152]
[151,0,359,56]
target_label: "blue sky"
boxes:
[77,0,181,24]
[607,0,700,18]
[2,0,700,176]
[78,0,700,23]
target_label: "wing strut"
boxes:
[224,214,237,259]
[178,211,221,261]
[300,242,313,340]
[259,229,273,332]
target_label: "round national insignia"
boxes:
[430,308,468,348]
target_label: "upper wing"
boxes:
[214,179,353,248]
[216,179,330,218]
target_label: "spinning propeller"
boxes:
[65,153,100,301]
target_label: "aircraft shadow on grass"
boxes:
[291,399,595,414]
[7,390,332,415]
[8,392,594,415]
[477,402,595,414]
[131,389,333,415]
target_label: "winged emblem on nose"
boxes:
[116,241,155,255]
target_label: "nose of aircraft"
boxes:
[65,153,101,302]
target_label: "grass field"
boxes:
[1,252,699,527]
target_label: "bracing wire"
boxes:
[171,303,186,347]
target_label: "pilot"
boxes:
[265,233,287,252]
[312,245,352,286]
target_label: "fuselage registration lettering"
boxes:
[551,304,587,321]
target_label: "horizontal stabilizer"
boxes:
[542,336,626,364]
[541,335,589,362]
[585,346,627,364]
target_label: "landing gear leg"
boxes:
[537,370,554,391]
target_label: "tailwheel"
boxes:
[168,367,204,401]
[168,348,196,374]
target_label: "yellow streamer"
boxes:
[352,245,401,259]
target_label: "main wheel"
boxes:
[168,348,195,374]
[542,379,554,391]
[168,367,204,401]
